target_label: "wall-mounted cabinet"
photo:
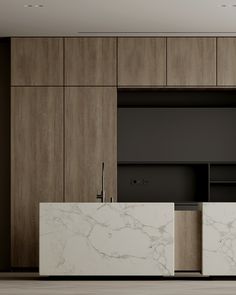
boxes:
[65,38,117,86]
[167,38,216,86]
[217,38,236,86]
[118,38,166,86]
[11,38,63,86]
[11,87,64,267]
[65,87,117,202]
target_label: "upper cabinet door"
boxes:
[167,38,216,86]
[217,38,236,86]
[65,38,117,86]
[11,38,63,86]
[65,87,117,202]
[11,87,63,267]
[118,38,166,86]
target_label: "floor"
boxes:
[1,274,236,295]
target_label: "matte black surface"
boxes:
[118,164,208,203]
[210,164,236,181]
[118,108,236,162]
[0,38,10,270]
[210,184,236,202]
[118,89,236,107]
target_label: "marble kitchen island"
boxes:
[40,203,174,276]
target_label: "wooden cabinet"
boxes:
[217,38,236,86]
[11,38,63,86]
[65,38,116,86]
[65,87,117,202]
[175,211,202,272]
[167,38,216,86]
[118,38,166,86]
[11,87,63,267]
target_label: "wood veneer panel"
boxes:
[11,38,63,86]
[167,38,216,86]
[118,38,166,86]
[217,38,236,86]
[65,38,116,86]
[175,211,202,271]
[11,87,63,267]
[65,87,117,202]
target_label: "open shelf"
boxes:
[209,164,236,202]
[210,181,236,184]
[210,164,236,182]
[118,163,208,203]
[117,89,236,204]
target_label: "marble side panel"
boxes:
[40,203,174,276]
[203,203,236,275]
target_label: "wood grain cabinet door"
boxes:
[65,87,117,202]
[11,38,63,86]
[65,38,117,86]
[167,38,216,86]
[118,38,166,86]
[217,38,236,86]
[11,87,63,267]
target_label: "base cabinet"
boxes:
[40,203,174,276]
[39,202,236,276]
[203,203,236,276]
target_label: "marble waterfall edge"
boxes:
[203,203,236,276]
[40,203,174,276]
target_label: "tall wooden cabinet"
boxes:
[65,87,117,202]
[11,87,64,267]
[11,38,117,267]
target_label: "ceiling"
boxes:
[1,0,236,36]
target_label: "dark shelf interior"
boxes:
[118,164,208,203]
[210,164,236,182]
[210,181,236,184]
[210,164,236,202]
[118,89,236,108]
[118,107,236,162]
[210,185,236,202]
[117,89,236,204]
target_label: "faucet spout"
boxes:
[96,162,106,202]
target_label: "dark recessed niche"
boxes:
[209,164,236,202]
[210,164,236,182]
[210,184,236,202]
[118,89,236,108]
[118,164,208,203]
[117,89,236,204]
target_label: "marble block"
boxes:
[203,203,236,275]
[40,203,174,276]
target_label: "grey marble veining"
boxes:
[203,203,236,275]
[40,203,174,276]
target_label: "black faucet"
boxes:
[96,162,106,203]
